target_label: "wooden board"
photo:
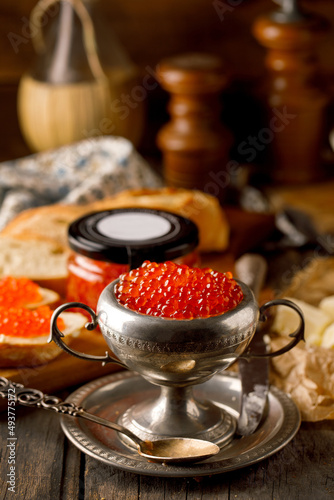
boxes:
[0,330,123,411]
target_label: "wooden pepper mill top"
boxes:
[253,6,329,85]
[252,1,330,184]
[156,53,232,193]
[157,53,229,94]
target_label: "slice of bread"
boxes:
[0,188,230,295]
[91,188,230,252]
[0,188,229,253]
[25,286,60,309]
[0,204,85,250]
[0,237,70,296]
[0,311,87,367]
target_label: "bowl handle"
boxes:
[48,302,126,367]
[241,298,305,359]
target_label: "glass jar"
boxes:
[66,208,199,310]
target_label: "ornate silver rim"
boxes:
[101,324,254,353]
[61,371,301,477]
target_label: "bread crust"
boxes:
[0,341,70,367]
[0,188,229,253]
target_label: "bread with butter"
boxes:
[0,310,87,367]
[0,237,70,295]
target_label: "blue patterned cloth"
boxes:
[0,136,162,230]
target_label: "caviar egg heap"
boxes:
[115,261,243,320]
[0,306,65,338]
[0,276,42,307]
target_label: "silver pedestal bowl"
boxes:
[50,279,304,447]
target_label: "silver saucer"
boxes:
[61,371,301,477]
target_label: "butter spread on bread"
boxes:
[0,310,86,367]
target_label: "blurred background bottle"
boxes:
[17,0,145,152]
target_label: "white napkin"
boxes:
[0,136,162,230]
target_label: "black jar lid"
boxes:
[68,208,199,269]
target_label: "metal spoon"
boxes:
[275,207,334,255]
[239,186,334,255]
[0,377,220,464]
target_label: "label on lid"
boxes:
[97,213,172,242]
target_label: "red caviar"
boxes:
[0,306,64,338]
[67,251,199,311]
[115,261,243,319]
[0,277,42,308]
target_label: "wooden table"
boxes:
[0,183,334,499]
[0,392,333,500]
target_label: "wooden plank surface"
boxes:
[80,420,334,499]
[0,406,67,499]
[1,404,332,499]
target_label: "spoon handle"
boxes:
[0,376,141,446]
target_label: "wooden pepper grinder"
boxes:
[252,0,330,184]
[156,53,232,193]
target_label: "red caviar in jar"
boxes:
[67,252,199,309]
[0,277,42,308]
[0,306,64,338]
[67,209,199,310]
[67,254,128,307]
[115,261,243,319]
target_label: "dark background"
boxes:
[1,0,334,165]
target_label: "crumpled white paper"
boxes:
[270,256,334,421]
